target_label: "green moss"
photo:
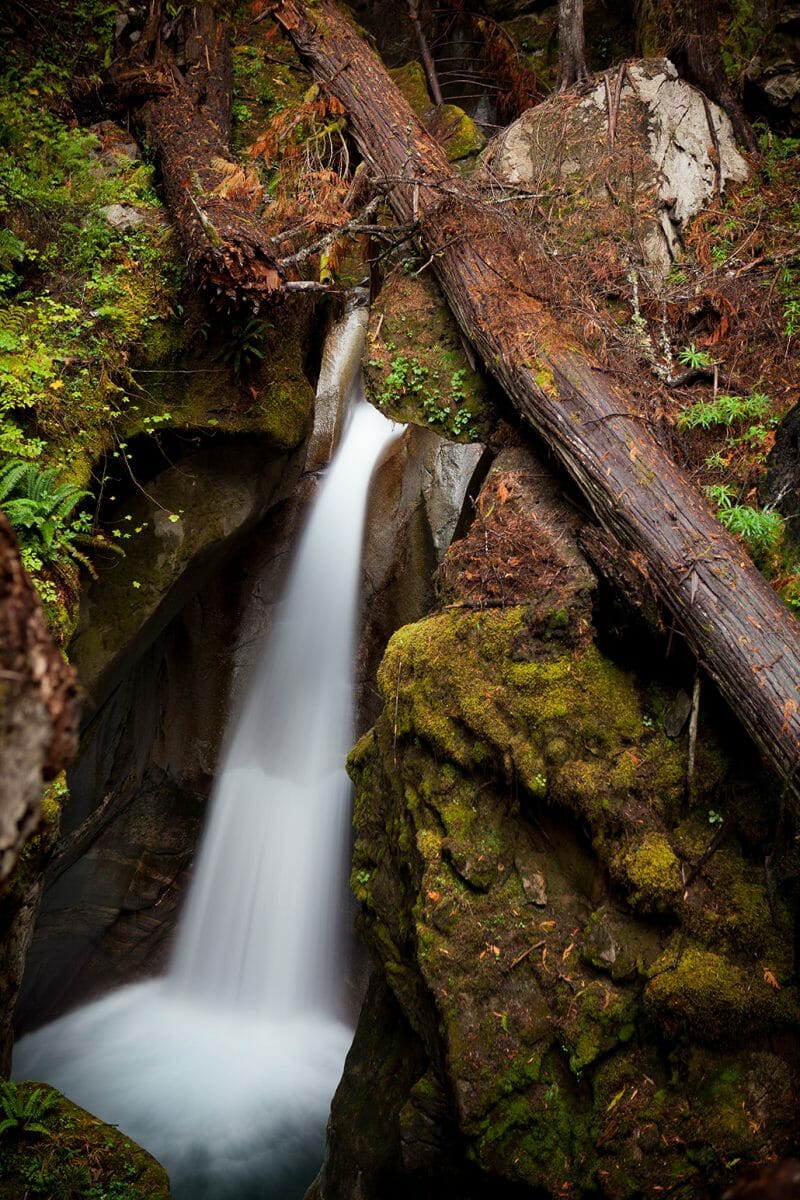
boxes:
[473,1054,595,1195]
[616,832,682,912]
[389,62,433,113]
[429,104,486,162]
[563,982,637,1074]
[645,943,799,1042]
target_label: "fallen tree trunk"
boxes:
[0,514,78,1072]
[274,0,800,806]
[113,4,282,308]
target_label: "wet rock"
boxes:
[663,688,693,737]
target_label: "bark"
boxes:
[0,517,77,886]
[557,0,590,90]
[112,3,282,309]
[274,0,800,808]
[674,0,758,152]
[0,514,78,1073]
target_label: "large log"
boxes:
[114,4,282,308]
[274,0,800,806]
[0,514,78,1072]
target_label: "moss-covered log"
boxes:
[113,3,281,308]
[274,0,800,809]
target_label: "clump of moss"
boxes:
[644,943,799,1042]
[613,832,683,912]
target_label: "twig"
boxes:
[413,233,464,275]
[392,656,403,766]
[509,939,545,970]
[686,665,701,799]
[407,0,443,105]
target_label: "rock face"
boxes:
[0,516,78,1072]
[319,462,800,1199]
[480,58,748,281]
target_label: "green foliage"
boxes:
[375,354,477,439]
[0,1083,170,1198]
[214,316,272,379]
[677,392,771,432]
[0,1082,59,1139]
[0,458,109,616]
[704,484,784,568]
[677,343,717,370]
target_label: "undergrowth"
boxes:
[0,1082,168,1200]
[0,43,184,631]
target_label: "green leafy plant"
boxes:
[0,458,104,593]
[376,355,476,438]
[0,1082,59,1139]
[676,343,717,371]
[677,391,771,432]
[704,484,784,568]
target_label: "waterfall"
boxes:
[13,384,399,1200]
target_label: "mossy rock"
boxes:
[644,942,800,1043]
[346,607,800,1196]
[365,268,490,440]
[0,1082,170,1198]
[389,62,485,162]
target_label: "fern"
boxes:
[0,457,31,500]
[0,1082,59,1139]
[704,484,784,567]
[0,457,95,576]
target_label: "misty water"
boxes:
[14,394,400,1200]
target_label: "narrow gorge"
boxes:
[1,2,799,1199]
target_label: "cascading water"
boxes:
[14,386,399,1200]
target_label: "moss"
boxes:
[615,832,683,912]
[473,1054,595,1195]
[389,62,432,113]
[0,1083,170,1198]
[563,982,637,1074]
[428,104,486,163]
[644,942,799,1042]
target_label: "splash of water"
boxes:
[14,395,399,1199]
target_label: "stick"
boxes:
[686,665,701,799]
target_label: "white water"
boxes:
[14,394,399,1200]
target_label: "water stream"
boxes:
[14,388,399,1199]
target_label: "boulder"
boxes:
[480,58,748,281]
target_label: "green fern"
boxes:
[0,1082,59,1139]
[0,457,95,573]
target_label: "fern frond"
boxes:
[0,459,30,501]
